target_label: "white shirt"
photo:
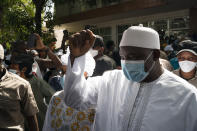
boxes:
[64,54,197,131]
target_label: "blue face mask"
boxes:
[121,52,155,82]
[9,69,18,75]
[60,75,66,89]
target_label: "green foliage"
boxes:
[0,0,35,45]
[0,0,56,49]
[0,0,17,7]
[44,0,55,33]
[42,0,56,45]
[42,31,55,45]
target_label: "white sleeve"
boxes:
[64,54,101,111]
[185,92,197,131]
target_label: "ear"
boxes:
[153,50,160,61]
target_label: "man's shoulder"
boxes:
[97,55,116,66]
[7,72,30,87]
[102,69,123,78]
[157,70,197,110]
[161,69,197,93]
[100,55,115,62]
[172,69,180,76]
[163,69,188,85]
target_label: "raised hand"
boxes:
[69,30,95,58]
[34,33,45,50]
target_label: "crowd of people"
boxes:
[0,24,197,131]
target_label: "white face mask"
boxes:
[179,61,196,73]
[89,49,98,57]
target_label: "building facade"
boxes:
[54,0,197,48]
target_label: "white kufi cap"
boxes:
[119,25,160,49]
[0,44,4,60]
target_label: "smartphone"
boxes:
[27,34,37,48]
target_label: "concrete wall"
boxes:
[190,7,197,34]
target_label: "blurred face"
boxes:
[119,46,154,72]
[92,46,104,57]
[109,45,115,52]
[9,63,19,71]
[9,63,20,75]
[119,46,160,82]
[177,51,197,62]
[177,51,197,73]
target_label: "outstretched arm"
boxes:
[34,33,62,70]
[64,30,100,110]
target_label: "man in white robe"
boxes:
[64,26,197,131]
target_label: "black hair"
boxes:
[12,40,27,53]
[85,25,91,30]
[106,40,115,50]
[14,53,34,78]
[18,62,33,78]
[93,35,104,48]
[63,30,68,35]
[177,40,197,52]
[43,70,53,82]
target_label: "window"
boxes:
[154,20,167,31]
[170,16,190,29]
[169,16,190,36]
[117,24,131,45]
[92,27,112,44]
